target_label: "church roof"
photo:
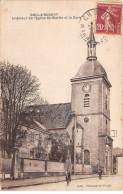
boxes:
[74,60,108,79]
[24,103,71,129]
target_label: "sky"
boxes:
[0,0,123,147]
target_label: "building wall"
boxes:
[67,117,75,140]
[102,80,110,120]
[77,115,99,166]
[19,126,51,160]
[116,157,123,175]
[99,136,106,167]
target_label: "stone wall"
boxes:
[0,158,12,173]
[74,164,82,174]
[23,159,45,172]
[47,161,64,173]
[20,159,66,178]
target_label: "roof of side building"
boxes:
[23,102,72,129]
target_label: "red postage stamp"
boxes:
[96,3,122,34]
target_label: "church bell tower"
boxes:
[70,22,113,174]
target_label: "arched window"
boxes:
[84,149,90,165]
[85,94,89,97]
[84,94,90,107]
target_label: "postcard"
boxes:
[0,0,123,191]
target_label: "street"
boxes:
[9,175,123,191]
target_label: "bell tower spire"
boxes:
[87,22,97,61]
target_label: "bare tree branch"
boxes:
[0,61,44,156]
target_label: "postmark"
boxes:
[96,3,122,34]
[79,8,110,44]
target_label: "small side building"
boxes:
[19,112,52,160]
[113,153,123,175]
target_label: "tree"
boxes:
[0,61,42,178]
[49,132,70,162]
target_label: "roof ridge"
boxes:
[28,102,71,108]
[38,102,71,106]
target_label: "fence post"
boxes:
[45,160,48,176]
[20,158,24,178]
[2,172,5,180]
[13,148,19,179]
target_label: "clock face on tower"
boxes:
[82,83,91,93]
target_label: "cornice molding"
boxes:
[70,74,112,88]
[76,112,110,120]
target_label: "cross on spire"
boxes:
[87,22,97,61]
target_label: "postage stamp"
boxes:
[96,3,122,34]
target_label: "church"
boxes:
[26,22,113,175]
[13,23,113,174]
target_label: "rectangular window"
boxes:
[105,95,107,109]
[84,94,90,107]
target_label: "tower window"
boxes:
[105,95,107,110]
[84,94,90,107]
[106,120,107,134]
[85,94,89,97]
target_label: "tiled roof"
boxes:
[24,103,71,129]
[19,118,52,135]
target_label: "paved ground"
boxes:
[2,175,123,191]
[1,174,97,190]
